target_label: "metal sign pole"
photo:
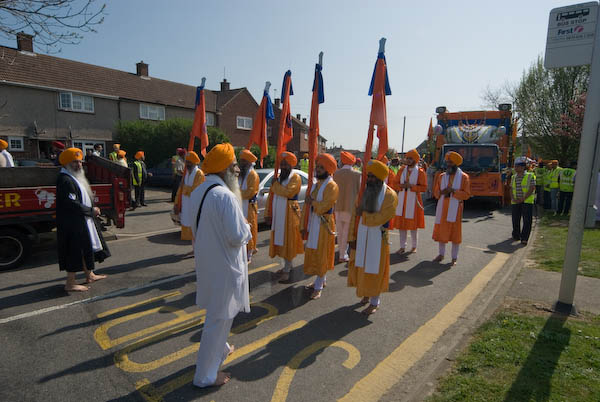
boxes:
[556,4,600,313]
[584,123,600,228]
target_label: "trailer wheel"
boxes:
[0,229,30,271]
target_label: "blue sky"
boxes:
[0,0,582,150]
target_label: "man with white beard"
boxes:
[188,143,252,388]
[56,148,109,292]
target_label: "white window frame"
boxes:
[8,136,24,151]
[236,116,253,130]
[140,103,166,121]
[73,141,106,157]
[58,92,94,113]
[206,112,216,127]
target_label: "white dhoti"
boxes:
[193,310,234,387]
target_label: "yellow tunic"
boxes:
[301,179,339,277]
[266,173,304,261]
[347,186,398,297]
[176,169,205,240]
[241,169,260,253]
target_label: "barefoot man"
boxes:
[266,152,304,282]
[348,160,398,315]
[56,148,109,291]
[390,149,427,254]
[333,151,361,263]
[302,153,339,299]
[175,151,205,240]
[239,150,260,261]
[432,151,471,266]
[189,143,252,388]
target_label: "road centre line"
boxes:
[338,251,510,402]
[0,262,279,325]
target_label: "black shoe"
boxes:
[141,203,148,207]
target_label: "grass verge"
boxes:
[427,301,600,402]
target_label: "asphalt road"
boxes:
[0,188,528,402]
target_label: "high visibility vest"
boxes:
[132,161,143,186]
[549,167,561,189]
[534,167,546,185]
[300,159,309,173]
[512,172,535,204]
[109,151,118,162]
[559,168,576,192]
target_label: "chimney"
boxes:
[220,79,230,91]
[274,98,281,108]
[302,118,307,124]
[296,114,301,120]
[136,61,149,77]
[17,32,33,52]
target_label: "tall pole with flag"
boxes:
[247,81,275,166]
[273,70,294,180]
[188,77,209,156]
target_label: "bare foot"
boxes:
[362,304,378,315]
[451,259,457,266]
[305,282,326,290]
[359,297,369,306]
[86,273,107,283]
[410,248,417,253]
[65,284,89,292]
[433,255,444,263]
[396,248,405,255]
[310,290,322,300]
[213,371,231,386]
[228,345,235,356]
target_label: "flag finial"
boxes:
[378,37,386,54]
[318,51,324,67]
[200,77,206,88]
[264,81,271,92]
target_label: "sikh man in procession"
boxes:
[432,151,471,265]
[108,144,120,162]
[266,152,304,282]
[390,149,427,254]
[116,150,128,168]
[347,160,398,315]
[188,143,252,388]
[175,151,205,241]
[302,153,339,299]
[333,151,362,263]
[239,150,260,261]
[56,148,109,292]
[0,139,15,167]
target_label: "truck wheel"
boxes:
[0,229,30,271]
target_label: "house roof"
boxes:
[0,45,245,111]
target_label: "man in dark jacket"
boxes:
[56,148,110,292]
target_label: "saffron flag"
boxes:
[274,70,294,179]
[247,82,275,166]
[427,118,434,141]
[189,81,209,156]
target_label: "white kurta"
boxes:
[356,184,387,274]
[189,175,253,320]
[271,175,292,246]
[180,166,199,229]
[1,150,15,167]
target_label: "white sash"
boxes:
[180,167,198,227]
[396,166,419,219]
[435,168,463,224]
[271,175,291,247]
[239,167,253,218]
[355,185,387,274]
[1,150,14,167]
[60,168,102,252]
[306,176,332,250]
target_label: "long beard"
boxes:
[316,172,329,180]
[224,169,242,205]
[279,168,291,182]
[361,182,383,213]
[68,166,93,199]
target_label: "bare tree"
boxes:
[0,0,105,52]
[480,82,516,109]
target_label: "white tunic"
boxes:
[1,150,15,167]
[180,166,199,228]
[190,175,253,320]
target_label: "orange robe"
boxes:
[175,168,205,240]
[241,169,260,254]
[432,171,471,244]
[266,173,304,260]
[301,179,339,277]
[390,166,427,230]
[347,186,398,297]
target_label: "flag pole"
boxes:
[401,115,406,154]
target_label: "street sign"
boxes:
[545,2,599,68]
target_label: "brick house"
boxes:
[0,33,263,161]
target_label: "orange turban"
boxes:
[281,152,297,167]
[316,153,337,175]
[406,149,420,162]
[380,155,389,165]
[445,151,463,166]
[340,151,356,166]
[551,159,559,164]
[117,150,126,158]
[366,159,389,181]
[113,143,120,150]
[185,151,200,164]
[202,143,235,174]
[58,147,83,166]
[135,151,145,160]
[0,139,7,150]
[239,149,257,163]
[303,153,309,159]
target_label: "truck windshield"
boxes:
[443,145,499,172]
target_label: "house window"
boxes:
[140,103,165,121]
[236,116,253,130]
[8,137,24,151]
[59,92,94,113]
[206,112,216,127]
[73,141,106,157]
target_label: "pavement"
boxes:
[0,187,584,402]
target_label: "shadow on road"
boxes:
[389,261,452,292]
[487,239,523,254]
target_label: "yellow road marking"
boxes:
[135,320,308,402]
[338,252,510,402]
[271,340,360,402]
[97,291,181,318]
[249,263,279,274]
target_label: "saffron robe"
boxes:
[176,167,205,240]
[432,170,471,244]
[266,173,304,260]
[240,168,260,253]
[390,166,427,230]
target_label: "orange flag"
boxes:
[247,82,275,167]
[188,79,209,156]
[274,70,294,179]
[427,118,434,141]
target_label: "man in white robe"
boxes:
[0,139,15,167]
[188,143,252,388]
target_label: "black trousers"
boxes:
[172,175,182,202]
[512,203,533,242]
[543,191,551,210]
[557,191,573,215]
[134,184,145,207]
[536,186,544,205]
